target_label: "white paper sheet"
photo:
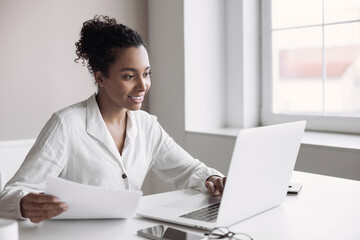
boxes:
[45,176,143,219]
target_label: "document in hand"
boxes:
[45,176,143,219]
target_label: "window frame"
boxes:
[261,0,360,134]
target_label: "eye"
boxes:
[144,71,152,77]
[123,74,135,80]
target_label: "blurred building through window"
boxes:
[271,0,360,117]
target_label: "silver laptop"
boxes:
[137,121,306,230]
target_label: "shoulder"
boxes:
[128,110,161,131]
[129,110,157,122]
[50,99,87,126]
[34,99,87,142]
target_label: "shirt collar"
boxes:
[85,94,138,152]
[125,110,138,143]
[86,94,114,151]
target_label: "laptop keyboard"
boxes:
[179,203,220,223]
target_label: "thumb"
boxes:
[206,181,216,193]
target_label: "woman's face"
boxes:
[97,45,151,111]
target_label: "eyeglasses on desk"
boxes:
[204,227,253,240]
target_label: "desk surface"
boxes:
[18,171,360,240]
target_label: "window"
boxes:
[262,0,360,133]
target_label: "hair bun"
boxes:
[75,15,117,63]
[74,15,145,76]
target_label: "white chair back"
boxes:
[0,139,35,191]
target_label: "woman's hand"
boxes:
[20,193,68,223]
[205,175,227,196]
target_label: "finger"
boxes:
[29,209,66,223]
[21,194,67,210]
[24,201,68,211]
[206,181,216,193]
[23,204,68,220]
[26,207,67,218]
[26,206,68,221]
[29,216,45,223]
[206,181,221,196]
[205,181,214,192]
[26,193,60,203]
[21,196,67,219]
[213,178,224,194]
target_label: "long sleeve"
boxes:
[0,112,69,219]
[150,119,224,192]
[0,95,225,220]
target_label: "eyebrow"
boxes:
[120,66,150,72]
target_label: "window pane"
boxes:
[272,0,322,29]
[324,0,360,23]
[272,27,323,114]
[324,23,360,117]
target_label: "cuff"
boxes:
[16,191,29,220]
[194,168,224,193]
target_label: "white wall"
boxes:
[0,0,148,141]
[142,0,186,195]
[226,0,261,129]
[184,0,261,131]
[184,0,226,131]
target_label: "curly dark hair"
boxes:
[75,15,146,77]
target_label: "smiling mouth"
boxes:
[128,95,144,103]
[128,95,144,100]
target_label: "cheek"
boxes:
[146,79,151,91]
[117,82,133,93]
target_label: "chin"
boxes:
[127,105,142,111]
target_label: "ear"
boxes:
[94,71,105,87]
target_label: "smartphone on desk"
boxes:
[288,183,302,194]
[137,225,206,240]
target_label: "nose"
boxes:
[136,75,149,91]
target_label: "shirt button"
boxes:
[122,174,127,179]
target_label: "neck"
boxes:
[95,92,127,126]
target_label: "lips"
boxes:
[128,95,144,103]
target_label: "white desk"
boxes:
[18,171,360,240]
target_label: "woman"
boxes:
[0,16,225,223]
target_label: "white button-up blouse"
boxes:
[0,94,223,219]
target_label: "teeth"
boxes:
[129,96,143,100]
